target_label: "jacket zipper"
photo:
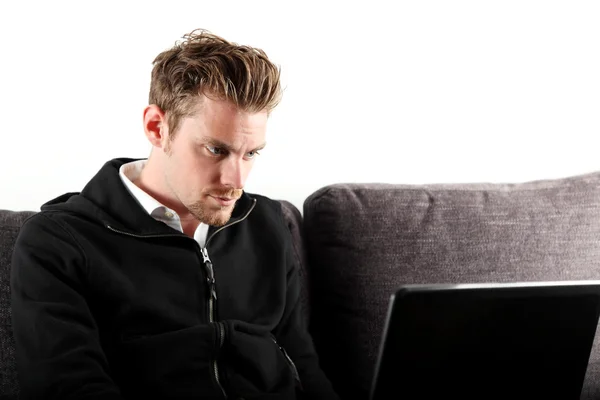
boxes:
[106,198,257,399]
[271,336,303,391]
[199,199,256,398]
[201,247,227,398]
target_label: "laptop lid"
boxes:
[369,281,600,400]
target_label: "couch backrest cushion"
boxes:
[303,172,600,400]
[279,200,311,323]
[0,210,36,399]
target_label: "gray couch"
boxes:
[3,170,600,399]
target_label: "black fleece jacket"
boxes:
[10,158,339,400]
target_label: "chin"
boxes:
[205,208,234,227]
[187,200,235,227]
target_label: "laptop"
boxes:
[369,281,600,400]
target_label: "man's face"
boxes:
[163,97,268,226]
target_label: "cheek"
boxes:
[167,153,204,190]
[187,163,222,192]
[242,161,255,179]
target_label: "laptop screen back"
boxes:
[369,282,600,400]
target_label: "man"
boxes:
[11,29,339,400]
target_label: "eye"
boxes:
[206,145,226,156]
[245,150,260,160]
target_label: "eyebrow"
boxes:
[202,137,266,153]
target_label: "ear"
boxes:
[143,104,169,149]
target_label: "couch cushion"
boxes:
[279,200,311,323]
[303,172,600,400]
[0,210,36,399]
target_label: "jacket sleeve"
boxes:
[10,213,124,399]
[272,213,340,400]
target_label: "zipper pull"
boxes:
[201,247,211,264]
[201,247,218,300]
[201,248,215,283]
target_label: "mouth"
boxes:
[210,196,237,207]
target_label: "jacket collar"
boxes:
[43,158,255,237]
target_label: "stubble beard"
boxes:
[186,188,243,226]
[187,199,235,227]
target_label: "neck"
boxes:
[136,156,200,237]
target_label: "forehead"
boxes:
[184,96,268,143]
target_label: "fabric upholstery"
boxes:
[279,200,311,323]
[0,210,35,399]
[303,172,600,400]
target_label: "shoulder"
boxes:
[248,192,284,216]
[12,211,89,277]
[244,192,291,235]
[18,210,69,237]
[16,210,86,253]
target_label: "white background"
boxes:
[1,1,599,213]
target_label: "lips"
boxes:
[211,196,237,207]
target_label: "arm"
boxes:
[10,213,124,399]
[272,216,340,400]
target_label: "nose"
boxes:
[219,157,245,189]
